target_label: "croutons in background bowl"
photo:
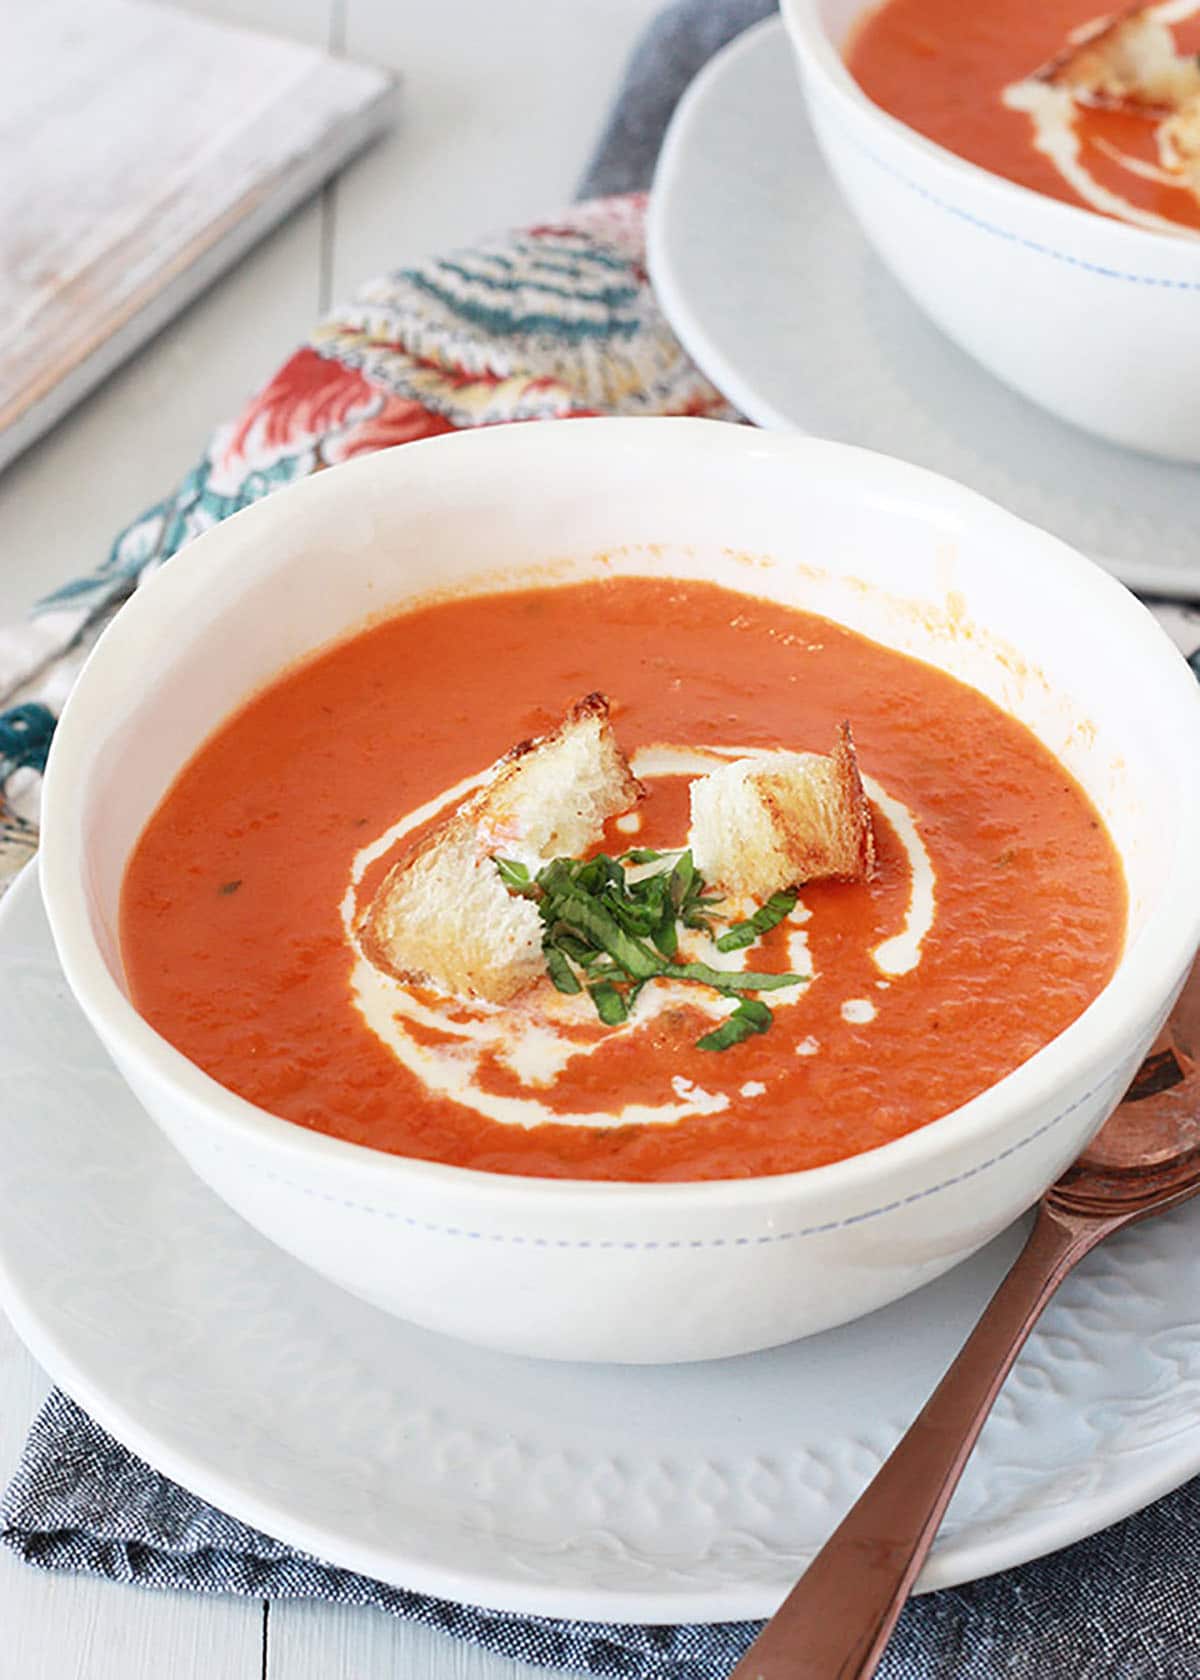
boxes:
[39,418,1200,1363]
[780,0,1200,462]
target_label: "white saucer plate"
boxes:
[648,19,1199,601]
[3,864,1200,1623]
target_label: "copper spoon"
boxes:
[731,955,1200,1680]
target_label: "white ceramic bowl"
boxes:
[781,0,1200,462]
[39,418,1200,1363]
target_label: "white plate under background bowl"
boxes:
[647,19,1200,600]
[5,865,1200,1622]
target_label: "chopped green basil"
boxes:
[667,960,805,993]
[491,856,536,896]
[588,981,629,1025]
[544,946,582,995]
[668,850,695,912]
[492,851,806,1051]
[651,916,679,961]
[697,998,773,1052]
[715,891,798,952]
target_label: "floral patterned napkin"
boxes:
[0,193,734,896]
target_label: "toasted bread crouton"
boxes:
[361,693,642,1002]
[689,724,875,899]
[1037,7,1200,112]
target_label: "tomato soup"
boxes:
[120,577,1125,1182]
[847,0,1200,234]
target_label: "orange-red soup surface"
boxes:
[120,578,1125,1182]
[847,0,1200,232]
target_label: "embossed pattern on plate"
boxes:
[647,20,1200,601]
[2,865,1200,1622]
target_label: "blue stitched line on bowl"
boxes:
[823,104,1200,291]
[220,1067,1120,1248]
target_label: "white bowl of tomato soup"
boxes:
[39,418,1200,1363]
[780,0,1200,462]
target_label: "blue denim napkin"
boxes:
[5,3,1200,1676]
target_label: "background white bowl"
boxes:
[781,0,1200,463]
[39,418,1200,1362]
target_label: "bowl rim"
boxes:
[38,416,1200,1212]
[778,0,1200,266]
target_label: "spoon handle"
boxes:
[729,1202,1113,1680]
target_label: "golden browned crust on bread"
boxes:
[688,722,876,900]
[754,722,875,885]
[1036,6,1200,113]
[482,692,642,813]
[360,693,642,1002]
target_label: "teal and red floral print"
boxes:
[0,195,734,892]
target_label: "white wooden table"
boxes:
[0,2,664,1673]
